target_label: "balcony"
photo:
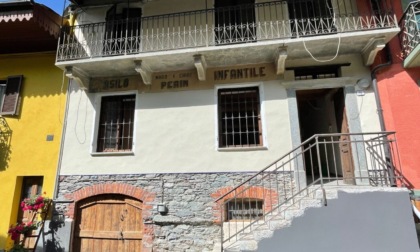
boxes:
[56,0,399,78]
[400,0,420,68]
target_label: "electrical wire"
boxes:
[303,32,341,63]
[302,0,341,63]
[74,86,87,144]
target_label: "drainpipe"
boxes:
[370,44,396,186]
[53,78,72,200]
[371,45,391,132]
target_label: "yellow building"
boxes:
[0,1,65,250]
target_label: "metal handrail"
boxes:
[213,131,397,203]
[215,131,404,249]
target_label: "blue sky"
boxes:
[35,0,69,15]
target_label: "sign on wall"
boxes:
[89,76,141,93]
[90,63,277,93]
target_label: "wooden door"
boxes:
[74,194,143,252]
[19,177,43,249]
[339,109,355,185]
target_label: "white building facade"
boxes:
[52,0,418,251]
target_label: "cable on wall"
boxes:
[302,33,341,63]
[74,85,87,144]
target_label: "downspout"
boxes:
[53,78,72,200]
[370,44,396,186]
[371,44,392,132]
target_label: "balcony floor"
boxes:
[56,27,399,77]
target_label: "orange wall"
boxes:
[377,65,420,189]
[371,0,420,189]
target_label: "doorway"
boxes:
[287,0,336,37]
[73,194,143,252]
[104,5,142,55]
[297,88,355,184]
[214,0,256,44]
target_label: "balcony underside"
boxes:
[399,1,420,68]
[56,28,399,77]
[404,44,420,68]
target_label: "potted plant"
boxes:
[7,221,38,242]
[20,192,50,212]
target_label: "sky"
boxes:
[35,0,69,15]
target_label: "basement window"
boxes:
[225,199,263,221]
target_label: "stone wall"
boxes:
[53,172,294,251]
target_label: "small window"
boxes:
[18,176,43,223]
[97,94,135,152]
[218,87,262,148]
[293,65,340,80]
[0,75,23,116]
[225,199,263,221]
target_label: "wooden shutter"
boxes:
[1,75,23,115]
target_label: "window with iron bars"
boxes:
[97,95,135,152]
[218,87,262,148]
[225,199,264,221]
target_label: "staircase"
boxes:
[214,132,405,252]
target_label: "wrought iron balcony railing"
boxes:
[399,0,420,60]
[57,0,397,62]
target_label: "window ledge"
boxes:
[217,146,268,152]
[91,151,134,157]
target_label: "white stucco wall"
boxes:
[60,54,382,176]
[61,80,292,175]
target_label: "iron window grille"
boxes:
[225,199,263,221]
[218,87,262,148]
[293,65,340,80]
[97,95,135,152]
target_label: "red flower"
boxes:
[20,194,50,212]
[8,222,38,241]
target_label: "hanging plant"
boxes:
[20,192,50,212]
[7,222,38,242]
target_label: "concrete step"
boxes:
[267,219,291,231]
[252,227,274,241]
[224,240,258,252]
[221,188,340,251]
[299,198,323,209]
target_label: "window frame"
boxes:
[214,83,268,151]
[0,75,23,116]
[18,176,44,223]
[225,198,264,222]
[0,80,6,111]
[91,91,137,156]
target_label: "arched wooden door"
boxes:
[74,194,143,252]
